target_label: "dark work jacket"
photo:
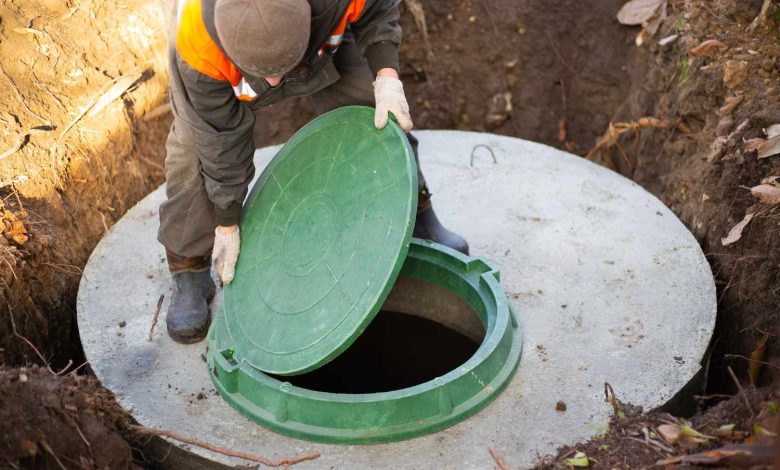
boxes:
[169,0,402,225]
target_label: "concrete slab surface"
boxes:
[77,131,716,469]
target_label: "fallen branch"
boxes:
[586,117,680,167]
[403,0,434,63]
[627,436,666,456]
[488,447,511,470]
[724,353,780,370]
[57,72,142,143]
[138,154,166,173]
[0,135,28,162]
[727,366,755,416]
[148,294,164,341]
[142,102,172,122]
[39,440,67,470]
[748,0,774,32]
[0,127,55,161]
[129,425,321,467]
[5,298,56,374]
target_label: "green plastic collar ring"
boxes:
[208,240,523,444]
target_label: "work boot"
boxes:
[166,252,215,344]
[413,186,470,255]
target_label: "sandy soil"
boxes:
[0,0,170,368]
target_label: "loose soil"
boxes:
[0,366,137,469]
[537,388,779,469]
[1,0,779,468]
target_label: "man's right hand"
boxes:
[214,225,240,284]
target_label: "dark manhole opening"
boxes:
[271,310,481,393]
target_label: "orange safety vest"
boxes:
[176,0,366,101]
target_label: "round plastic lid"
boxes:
[220,106,417,376]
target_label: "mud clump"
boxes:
[0,367,136,469]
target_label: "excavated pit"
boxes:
[6,1,777,467]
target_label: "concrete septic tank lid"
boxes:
[77,131,716,468]
[209,239,522,444]
[226,106,418,377]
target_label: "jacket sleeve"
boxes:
[352,0,402,74]
[172,52,256,226]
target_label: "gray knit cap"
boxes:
[214,0,311,78]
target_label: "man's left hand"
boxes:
[373,69,413,132]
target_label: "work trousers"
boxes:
[158,40,427,261]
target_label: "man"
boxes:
[160,0,469,343]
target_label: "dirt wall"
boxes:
[617,0,780,392]
[0,0,171,368]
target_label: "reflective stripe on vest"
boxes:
[233,78,258,102]
[177,0,366,101]
[318,0,365,56]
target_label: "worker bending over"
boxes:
[160,0,469,343]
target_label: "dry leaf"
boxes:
[658,424,681,445]
[712,424,751,440]
[563,451,590,467]
[761,176,779,184]
[751,184,780,205]
[690,39,728,57]
[749,335,770,385]
[679,425,715,448]
[721,206,757,246]
[710,119,751,161]
[707,136,728,161]
[677,120,693,134]
[719,95,744,117]
[766,124,780,139]
[486,92,513,128]
[2,210,28,245]
[754,424,777,437]
[8,220,27,244]
[723,60,749,89]
[757,135,780,159]
[617,0,665,25]
[658,34,678,46]
[636,2,667,46]
[745,137,765,152]
[87,73,142,118]
[657,444,774,467]
[558,119,567,142]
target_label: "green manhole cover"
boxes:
[208,240,523,444]
[221,106,417,376]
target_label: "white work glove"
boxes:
[373,76,413,132]
[213,227,240,284]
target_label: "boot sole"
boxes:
[168,316,211,344]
